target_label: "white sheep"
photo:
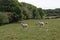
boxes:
[39,21,44,27]
[21,23,28,28]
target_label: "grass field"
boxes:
[0,19,60,40]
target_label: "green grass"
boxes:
[0,19,60,40]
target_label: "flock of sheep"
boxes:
[21,21,48,29]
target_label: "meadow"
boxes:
[0,19,60,40]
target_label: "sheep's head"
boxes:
[21,23,23,25]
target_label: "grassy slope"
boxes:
[0,19,60,40]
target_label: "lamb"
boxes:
[39,21,44,27]
[21,23,28,28]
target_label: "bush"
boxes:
[8,12,19,23]
[0,12,9,25]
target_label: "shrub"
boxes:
[0,12,9,25]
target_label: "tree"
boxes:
[20,2,40,19]
[38,8,45,19]
[0,0,23,22]
[0,12,9,25]
[32,7,39,19]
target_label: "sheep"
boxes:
[21,23,28,28]
[39,21,44,27]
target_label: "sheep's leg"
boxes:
[40,24,44,28]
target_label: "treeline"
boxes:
[19,2,45,19]
[1,0,60,25]
[45,8,60,16]
[0,0,45,25]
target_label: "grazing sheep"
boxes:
[39,21,44,27]
[21,23,28,28]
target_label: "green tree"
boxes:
[20,2,40,19]
[38,8,45,19]
[0,12,9,25]
[0,0,23,21]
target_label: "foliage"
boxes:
[20,2,40,19]
[38,8,45,19]
[0,0,23,20]
[45,8,60,16]
[0,12,9,25]
[8,12,19,23]
[0,0,46,24]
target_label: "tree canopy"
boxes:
[0,0,46,25]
